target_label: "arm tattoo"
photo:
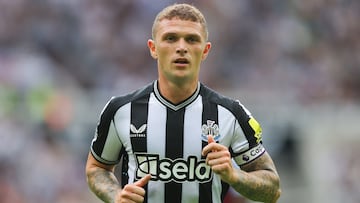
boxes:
[232,152,281,203]
[87,167,121,203]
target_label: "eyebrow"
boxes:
[161,32,202,39]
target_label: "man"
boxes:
[86,3,281,203]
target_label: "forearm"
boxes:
[86,167,121,203]
[231,169,281,203]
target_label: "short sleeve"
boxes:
[90,97,123,165]
[230,101,265,166]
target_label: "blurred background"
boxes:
[0,0,359,202]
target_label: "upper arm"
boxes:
[86,152,116,174]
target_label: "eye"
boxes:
[165,35,177,42]
[186,36,200,43]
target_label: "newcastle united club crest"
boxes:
[201,120,220,142]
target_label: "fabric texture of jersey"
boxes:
[90,80,265,203]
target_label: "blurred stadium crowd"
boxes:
[0,0,359,203]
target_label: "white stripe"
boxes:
[182,96,203,203]
[183,96,203,158]
[230,119,249,154]
[210,105,225,203]
[211,175,222,203]
[147,93,167,202]
[101,120,122,162]
[113,103,135,183]
[218,105,237,147]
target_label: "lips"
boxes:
[174,58,189,64]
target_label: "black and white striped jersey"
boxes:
[90,80,265,203]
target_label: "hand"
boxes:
[202,135,237,184]
[115,174,151,203]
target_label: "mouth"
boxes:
[173,58,189,65]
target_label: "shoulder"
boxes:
[101,82,154,116]
[200,84,262,145]
[199,83,249,116]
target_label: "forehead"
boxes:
[154,19,206,39]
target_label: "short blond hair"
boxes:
[151,3,209,40]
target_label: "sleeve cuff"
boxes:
[233,144,265,166]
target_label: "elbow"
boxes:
[266,186,281,203]
[85,164,96,188]
[273,187,281,203]
[272,176,281,203]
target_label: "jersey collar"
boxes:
[153,80,200,111]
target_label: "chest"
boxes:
[114,97,235,158]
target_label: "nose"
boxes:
[176,39,188,54]
[176,48,187,54]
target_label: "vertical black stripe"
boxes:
[130,95,150,203]
[130,96,149,153]
[200,99,218,203]
[121,152,129,187]
[165,108,185,203]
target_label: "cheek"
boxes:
[156,45,168,55]
[157,52,171,67]
[195,49,206,61]
[158,48,173,61]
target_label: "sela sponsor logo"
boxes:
[201,120,220,142]
[135,153,212,183]
[130,124,146,138]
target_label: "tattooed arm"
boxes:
[235,152,281,203]
[203,141,281,203]
[85,153,150,203]
[85,153,121,203]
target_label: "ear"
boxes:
[147,39,157,59]
[201,42,212,61]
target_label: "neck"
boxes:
[157,78,198,104]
